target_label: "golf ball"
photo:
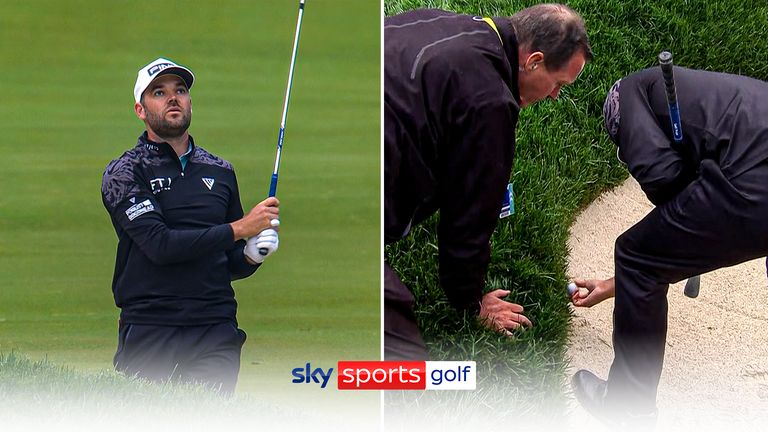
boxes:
[567,282,578,296]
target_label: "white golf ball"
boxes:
[567,282,578,296]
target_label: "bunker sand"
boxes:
[566,178,768,431]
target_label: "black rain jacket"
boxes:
[385,9,521,313]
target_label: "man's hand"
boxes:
[570,277,615,307]
[231,197,280,240]
[244,229,279,264]
[479,289,532,336]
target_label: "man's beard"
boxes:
[145,105,191,139]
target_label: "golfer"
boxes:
[571,66,768,426]
[385,4,592,359]
[101,58,280,395]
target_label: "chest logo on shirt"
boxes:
[149,177,172,194]
[202,177,215,191]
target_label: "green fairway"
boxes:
[384,0,768,426]
[0,0,380,414]
[0,352,334,429]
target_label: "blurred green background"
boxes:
[0,0,380,413]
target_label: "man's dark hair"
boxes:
[510,3,593,71]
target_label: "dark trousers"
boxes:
[609,160,768,413]
[114,321,247,395]
[384,262,428,360]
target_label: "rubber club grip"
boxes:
[658,51,677,105]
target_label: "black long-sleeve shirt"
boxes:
[617,67,768,205]
[385,9,521,313]
[101,133,258,326]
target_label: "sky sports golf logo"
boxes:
[292,363,334,388]
[292,361,476,390]
[339,361,476,390]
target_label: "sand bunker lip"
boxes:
[566,178,768,431]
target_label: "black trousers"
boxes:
[384,262,428,360]
[114,321,247,395]
[608,160,768,413]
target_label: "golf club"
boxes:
[260,0,306,256]
[658,51,700,298]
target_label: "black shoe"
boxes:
[571,369,608,418]
[571,370,658,430]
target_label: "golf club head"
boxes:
[684,274,700,298]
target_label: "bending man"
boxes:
[385,4,592,359]
[572,66,768,425]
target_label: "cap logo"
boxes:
[147,63,175,77]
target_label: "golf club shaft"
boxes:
[659,51,700,298]
[260,0,305,255]
[268,0,305,198]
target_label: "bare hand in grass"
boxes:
[479,289,532,336]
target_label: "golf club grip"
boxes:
[684,274,701,298]
[259,247,269,256]
[268,173,278,198]
[658,52,677,104]
[658,51,683,142]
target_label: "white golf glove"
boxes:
[244,228,279,264]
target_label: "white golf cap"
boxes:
[133,57,195,103]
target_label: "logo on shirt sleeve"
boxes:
[125,199,155,221]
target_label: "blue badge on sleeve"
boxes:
[499,183,515,219]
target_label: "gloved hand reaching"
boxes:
[244,228,279,264]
